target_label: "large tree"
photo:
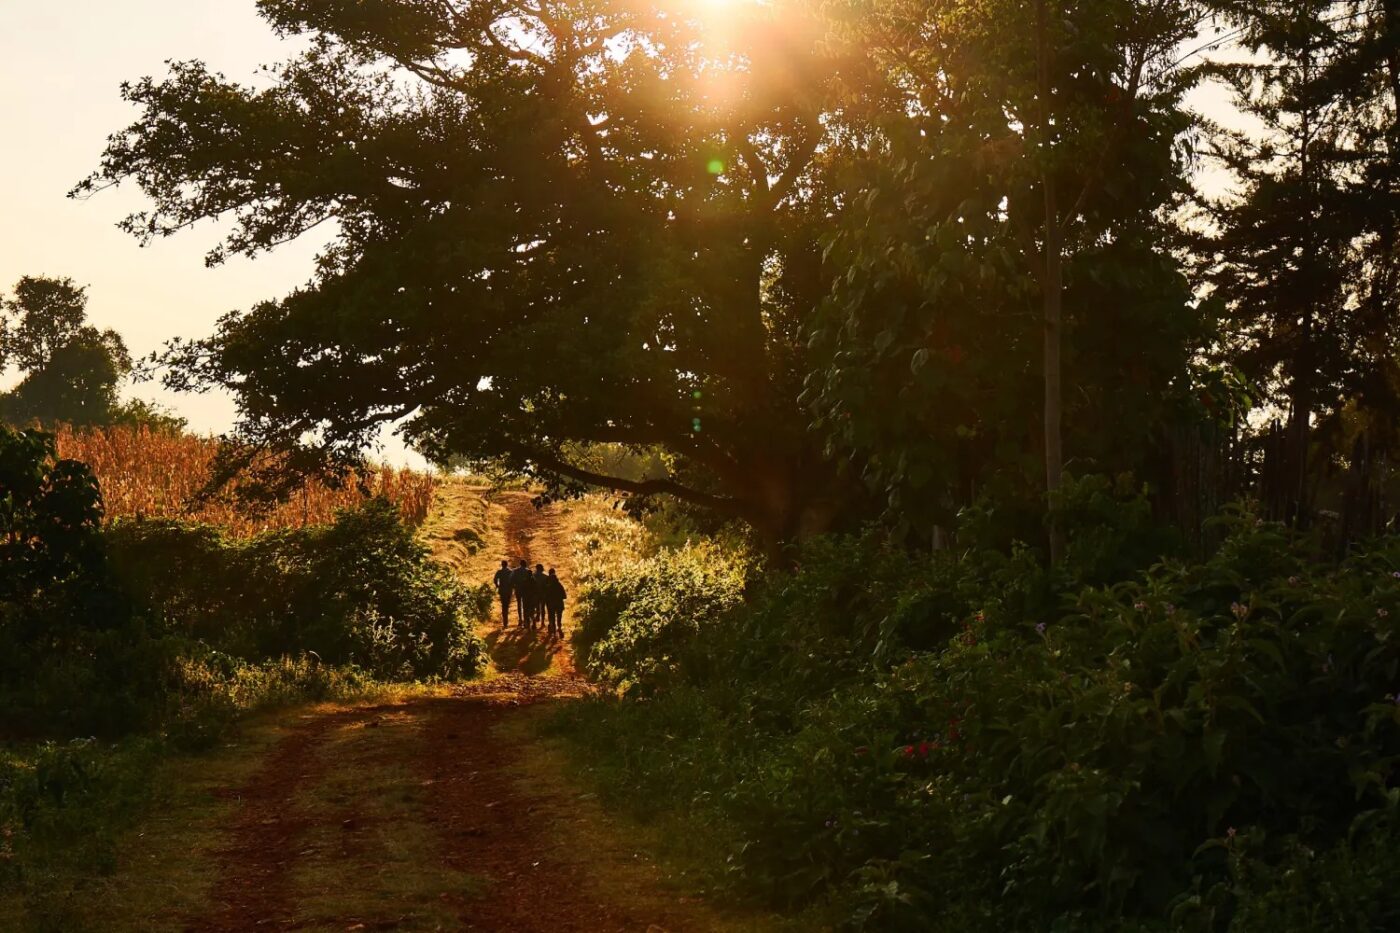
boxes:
[78,0,869,544]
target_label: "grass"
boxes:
[0,685,438,933]
[420,479,493,579]
[0,712,287,932]
[509,706,824,933]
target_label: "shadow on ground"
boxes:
[483,626,565,676]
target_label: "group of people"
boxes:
[491,559,568,637]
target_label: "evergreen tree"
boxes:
[1198,0,1400,525]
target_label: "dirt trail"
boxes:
[184,482,734,933]
[196,705,408,932]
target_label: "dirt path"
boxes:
[196,704,407,931]
[178,482,756,933]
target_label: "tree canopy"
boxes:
[77,0,1400,546]
[79,0,874,543]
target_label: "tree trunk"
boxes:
[1037,0,1066,564]
[1292,39,1316,529]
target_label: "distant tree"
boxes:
[0,275,133,426]
[77,0,870,546]
[1197,0,1400,524]
[110,397,188,433]
[0,276,89,373]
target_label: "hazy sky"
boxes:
[0,2,1238,470]
[0,1,428,463]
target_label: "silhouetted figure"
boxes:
[530,563,548,630]
[509,559,533,624]
[544,568,567,637]
[492,560,513,627]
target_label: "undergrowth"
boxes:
[556,477,1400,931]
[0,425,486,926]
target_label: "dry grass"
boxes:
[53,424,437,536]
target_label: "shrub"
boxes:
[559,504,1400,930]
[0,426,103,602]
[104,498,488,681]
[573,539,750,695]
[2,425,484,740]
[0,738,162,898]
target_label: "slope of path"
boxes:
[183,482,766,932]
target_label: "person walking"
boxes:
[544,568,567,638]
[509,559,533,625]
[530,563,549,631]
[492,560,514,627]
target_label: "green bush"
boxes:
[0,427,104,603]
[559,503,1400,930]
[2,424,485,740]
[0,738,161,906]
[104,498,488,681]
[573,539,750,695]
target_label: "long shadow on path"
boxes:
[483,625,565,676]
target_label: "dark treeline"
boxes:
[0,275,180,430]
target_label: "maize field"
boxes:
[53,424,438,536]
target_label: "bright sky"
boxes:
[0,1,1239,472]
[0,0,428,467]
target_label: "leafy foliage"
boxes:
[79,0,871,542]
[104,499,487,682]
[0,427,103,603]
[807,0,1207,527]
[2,422,485,739]
[560,495,1400,930]
[573,539,750,694]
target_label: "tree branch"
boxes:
[516,443,745,515]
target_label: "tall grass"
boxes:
[53,424,436,535]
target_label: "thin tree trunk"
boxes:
[1037,0,1066,563]
[1293,31,1316,529]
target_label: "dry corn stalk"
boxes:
[53,424,437,536]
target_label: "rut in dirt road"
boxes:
[192,704,408,932]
